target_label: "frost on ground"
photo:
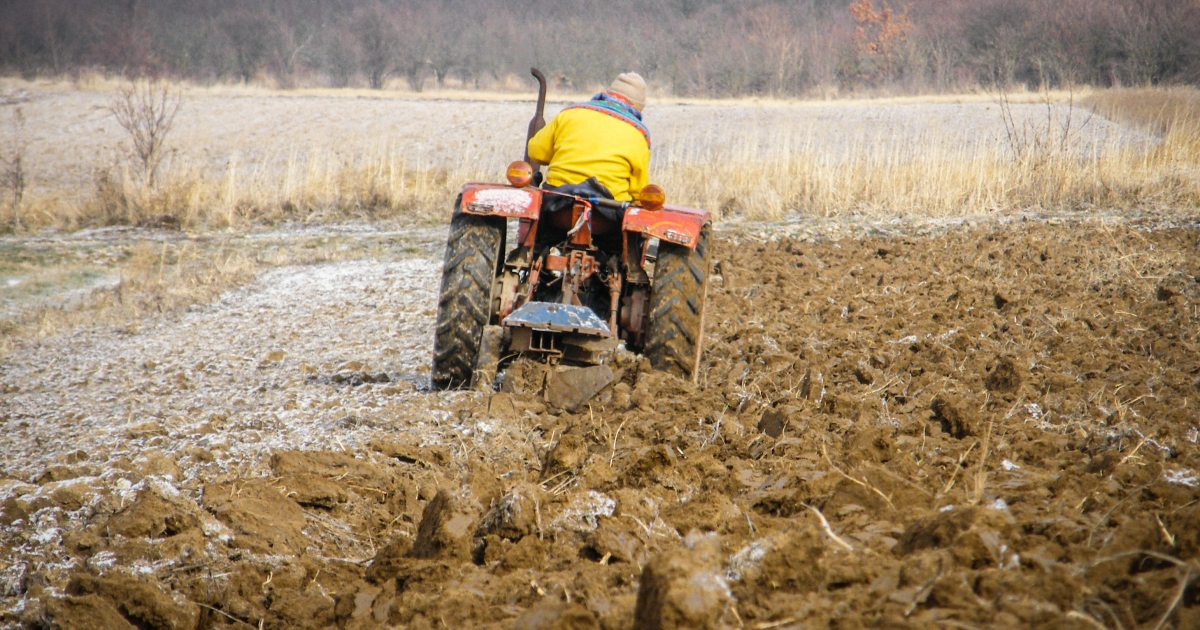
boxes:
[0,248,620,629]
[3,258,445,481]
[0,256,480,625]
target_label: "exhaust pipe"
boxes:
[524,68,547,167]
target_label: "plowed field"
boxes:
[4,217,1200,629]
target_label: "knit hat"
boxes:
[609,73,647,112]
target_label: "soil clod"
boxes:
[757,408,787,438]
[984,356,1022,393]
[930,394,975,439]
[633,534,734,630]
[409,489,478,561]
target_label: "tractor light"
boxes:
[638,184,666,211]
[506,161,534,187]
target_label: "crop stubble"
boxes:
[3,217,1200,628]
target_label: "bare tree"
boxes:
[222,13,274,84]
[271,26,315,89]
[107,80,182,187]
[356,9,398,89]
[423,5,460,88]
[394,8,432,91]
[0,0,1199,99]
[1,107,27,232]
[746,4,806,95]
[324,29,359,88]
[264,10,320,90]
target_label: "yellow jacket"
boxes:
[527,107,650,202]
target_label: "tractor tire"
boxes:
[645,224,712,382]
[431,212,504,390]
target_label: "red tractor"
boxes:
[431,70,712,390]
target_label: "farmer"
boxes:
[526,72,649,209]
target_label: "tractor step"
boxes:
[504,302,616,364]
[503,302,611,336]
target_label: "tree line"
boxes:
[2,0,1197,96]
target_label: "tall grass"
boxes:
[3,148,472,231]
[130,149,471,227]
[657,89,1200,218]
[1083,88,1200,136]
[658,128,1200,219]
[2,88,1197,232]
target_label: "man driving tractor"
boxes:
[431,68,711,390]
[526,72,649,206]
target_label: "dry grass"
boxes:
[0,83,1197,232]
[665,133,1200,219]
[1083,87,1200,135]
[0,240,258,355]
[71,150,457,229]
[661,89,1200,219]
[0,230,435,356]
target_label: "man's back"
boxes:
[527,86,651,203]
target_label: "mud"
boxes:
[4,219,1200,629]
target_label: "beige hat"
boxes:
[609,72,646,111]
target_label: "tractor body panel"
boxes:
[460,183,543,219]
[622,205,711,249]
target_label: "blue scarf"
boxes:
[564,92,651,148]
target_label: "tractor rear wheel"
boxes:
[431,212,504,389]
[645,224,712,382]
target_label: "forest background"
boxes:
[3,0,1198,96]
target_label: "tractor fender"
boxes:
[622,204,711,249]
[460,183,543,219]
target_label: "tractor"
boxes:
[431,69,712,390]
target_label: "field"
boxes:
[2,82,1200,629]
[3,80,1197,233]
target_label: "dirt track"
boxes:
[3,218,1200,629]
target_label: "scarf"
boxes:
[564,91,651,148]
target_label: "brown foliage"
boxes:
[850,0,915,84]
[851,0,914,59]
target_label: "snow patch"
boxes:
[550,491,615,532]
[727,541,770,582]
[88,551,118,572]
[1163,469,1198,487]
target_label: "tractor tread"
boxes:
[431,212,503,389]
[644,225,712,382]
